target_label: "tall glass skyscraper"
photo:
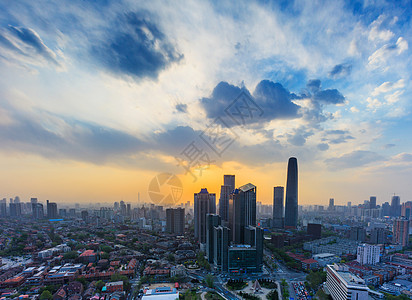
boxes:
[272,186,284,228]
[219,175,235,223]
[284,157,298,228]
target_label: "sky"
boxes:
[0,0,411,207]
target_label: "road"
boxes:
[187,270,239,300]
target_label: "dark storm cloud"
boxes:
[329,63,352,79]
[92,11,183,79]
[325,150,384,169]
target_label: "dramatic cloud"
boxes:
[328,63,352,79]
[92,12,183,79]
[201,80,300,126]
[0,26,61,67]
[325,150,384,169]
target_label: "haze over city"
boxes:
[0,1,411,205]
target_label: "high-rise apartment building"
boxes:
[285,157,298,228]
[370,228,385,244]
[350,227,366,242]
[401,201,412,219]
[272,186,284,228]
[194,188,216,244]
[166,208,185,234]
[357,244,380,265]
[393,217,409,247]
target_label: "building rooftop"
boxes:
[239,183,256,192]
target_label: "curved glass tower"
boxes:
[284,157,298,228]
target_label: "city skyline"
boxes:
[1,1,412,205]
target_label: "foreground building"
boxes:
[326,264,369,300]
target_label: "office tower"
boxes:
[69,208,76,217]
[0,198,6,217]
[307,223,322,238]
[9,202,21,217]
[350,227,366,242]
[114,201,119,211]
[81,210,89,222]
[401,201,412,219]
[244,226,264,270]
[370,228,385,244]
[213,225,230,272]
[285,157,298,228]
[120,201,126,216]
[229,183,256,244]
[219,175,235,223]
[194,188,216,244]
[326,264,369,300]
[272,186,284,228]
[32,203,44,219]
[206,214,221,263]
[393,217,409,247]
[382,202,391,216]
[59,209,67,217]
[328,198,335,211]
[391,195,401,217]
[357,244,380,265]
[166,208,185,234]
[347,202,352,208]
[46,200,58,219]
[126,203,131,217]
[369,196,377,209]
[30,198,38,217]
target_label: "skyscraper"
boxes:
[284,157,298,228]
[369,196,377,209]
[213,225,230,272]
[229,183,256,244]
[393,217,409,247]
[166,208,185,234]
[46,200,58,219]
[272,186,284,228]
[206,214,221,263]
[328,198,335,211]
[391,195,401,217]
[219,175,235,223]
[194,188,216,244]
